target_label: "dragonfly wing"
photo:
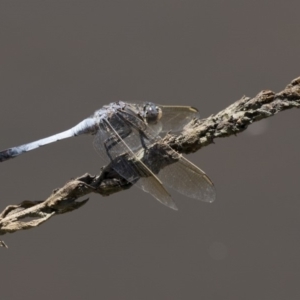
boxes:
[158,105,200,134]
[93,117,177,210]
[157,156,216,203]
[116,108,216,204]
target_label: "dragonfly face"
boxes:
[141,102,162,125]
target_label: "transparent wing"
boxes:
[93,116,177,210]
[158,105,200,134]
[122,101,199,136]
[116,108,216,204]
[158,156,216,202]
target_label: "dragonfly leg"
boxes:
[103,140,113,161]
[138,130,149,149]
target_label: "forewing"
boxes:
[158,105,200,134]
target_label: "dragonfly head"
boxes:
[143,102,162,125]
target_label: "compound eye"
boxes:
[144,103,162,124]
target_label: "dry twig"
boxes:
[1,76,300,247]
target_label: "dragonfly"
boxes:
[0,101,216,210]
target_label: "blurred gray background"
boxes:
[0,1,300,299]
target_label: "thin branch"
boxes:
[1,76,300,247]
